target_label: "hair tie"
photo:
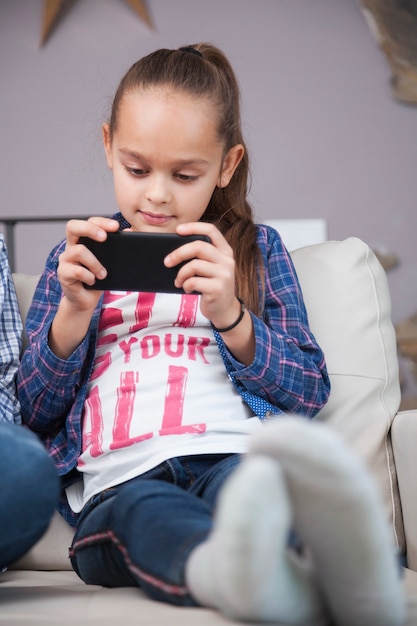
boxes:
[179,46,203,58]
[210,298,246,333]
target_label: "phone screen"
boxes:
[80,231,211,293]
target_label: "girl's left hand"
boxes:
[164,222,241,329]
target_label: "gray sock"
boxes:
[250,416,406,626]
[186,454,327,624]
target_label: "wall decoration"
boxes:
[359,0,417,105]
[40,0,153,47]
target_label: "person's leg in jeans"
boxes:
[70,454,240,605]
[0,423,59,569]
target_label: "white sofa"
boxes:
[2,237,417,625]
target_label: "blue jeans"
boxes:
[70,453,241,606]
[0,422,59,569]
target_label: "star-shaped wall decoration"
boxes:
[40,0,153,47]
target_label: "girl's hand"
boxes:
[165,222,255,365]
[57,217,120,312]
[165,222,240,327]
[49,217,119,359]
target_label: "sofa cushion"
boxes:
[10,236,405,569]
[10,512,74,571]
[291,237,403,552]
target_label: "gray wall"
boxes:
[1,0,416,330]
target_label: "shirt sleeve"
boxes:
[0,235,22,424]
[16,239,91,434]
[220,225,330,417]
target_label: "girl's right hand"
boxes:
[57,217,120,312]
[49,217,119,360]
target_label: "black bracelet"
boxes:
[210,298,246,333]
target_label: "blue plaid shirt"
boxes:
[0,234,22,424]
[17,216,330,525]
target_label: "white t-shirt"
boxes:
[67,291,260,512]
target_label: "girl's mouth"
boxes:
[140,210,173,226]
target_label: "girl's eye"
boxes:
[126,167,146,177]
[176,174,198,182]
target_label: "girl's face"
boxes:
[103,87,243,233]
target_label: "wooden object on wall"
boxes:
[396,312,417,409]
[397,313,417,374]
[126,0,153,29]
[40,0,153,47]
[40,0,63,46]
[373,249,400,272]
[359,0,417,105]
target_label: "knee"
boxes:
[111,479,175,532]
[0,424,59,513]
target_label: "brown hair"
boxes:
[108,43,263,314]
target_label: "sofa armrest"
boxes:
[391,409,417,571]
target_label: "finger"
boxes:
[175,255,231,283]
[58,254,98,289]
[180,276,216,296]
[175,259,235,302]
[60,234,109,287]
[176,222,232,252]
[65,217,119,246]
[165,226,234,270]
[164,238,216,268]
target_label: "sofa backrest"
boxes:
[11,235,404,568]
[12,273,41,351]
[291,237,403,551]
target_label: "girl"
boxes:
[17,44,404,625]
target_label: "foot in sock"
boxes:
[249,416,406,626]
[186,454,327,625]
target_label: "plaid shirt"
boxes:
[17,216,330,525]
[0,234,22,424]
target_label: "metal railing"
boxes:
[0,216,89,272]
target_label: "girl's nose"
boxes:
[145,174,172,205]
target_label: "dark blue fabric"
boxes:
[70,453,240,605]
[0,423,59,569]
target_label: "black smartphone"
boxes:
[80,231,211,293]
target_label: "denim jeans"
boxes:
[70,453,241,606]
[0,422,59,569]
